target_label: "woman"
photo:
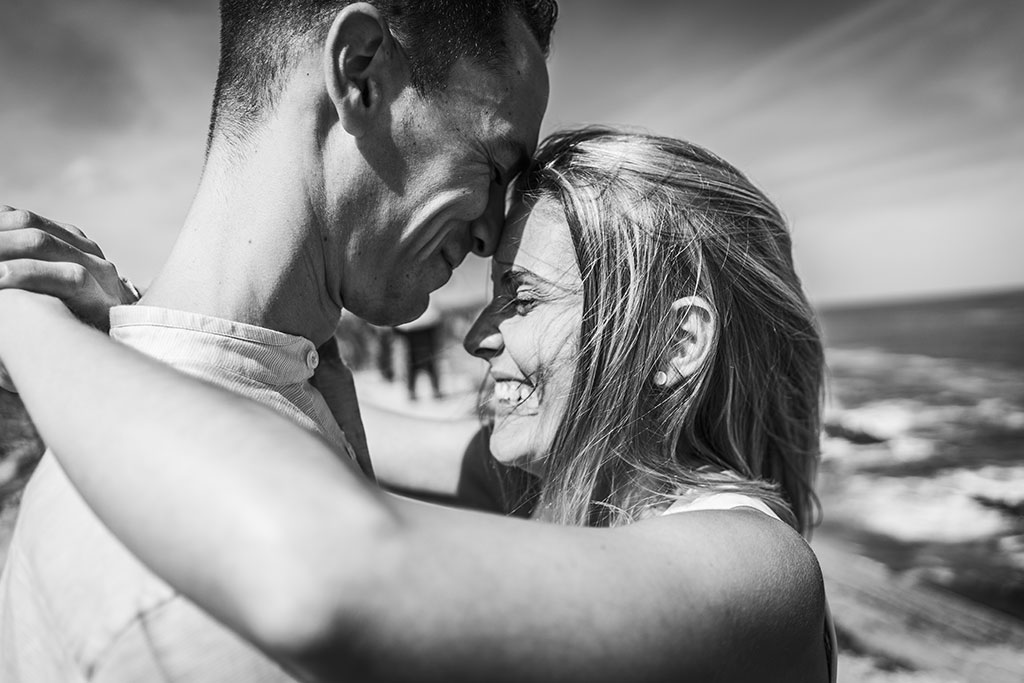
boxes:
[0,128,834,682]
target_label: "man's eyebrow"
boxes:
[494,134,530,176]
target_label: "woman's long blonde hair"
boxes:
[516,128,824,535]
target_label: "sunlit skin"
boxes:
[464,198,583,475]
[331,16,550,325]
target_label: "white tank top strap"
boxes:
[662,491,781,520]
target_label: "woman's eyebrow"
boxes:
[500,266,535,288]
[500,265,580,294]
[492,263,542,290]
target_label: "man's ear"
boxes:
[653,296,716,389]
[323,3,399,138]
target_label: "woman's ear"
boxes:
[323,3,401,138]
[654,296,716,389]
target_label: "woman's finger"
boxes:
[0,207,105,259]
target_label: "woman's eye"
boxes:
[512,296,536,316]
[496,293,535,317]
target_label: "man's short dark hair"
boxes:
[210,0,558,146]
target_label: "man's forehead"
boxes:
[441,16,550,146]
[487,66,548,161]
[444,52,548,112]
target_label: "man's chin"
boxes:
[359,297,429,327]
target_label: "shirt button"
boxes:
[307,349,319,370]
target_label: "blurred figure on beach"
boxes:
[372,325,395,382]
[394,299,444,401]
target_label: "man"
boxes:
[0,1,554,680]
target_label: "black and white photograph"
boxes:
[1,1,1021,681]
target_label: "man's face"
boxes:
[338,16,549,326]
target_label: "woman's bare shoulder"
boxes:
[627,507,830,682]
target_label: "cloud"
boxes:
[1,0,217,281]
[0,0,143,132]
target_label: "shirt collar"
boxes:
[109,305,321,387]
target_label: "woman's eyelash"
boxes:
[511,295,536,315]
[496,291,538,316]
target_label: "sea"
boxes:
[816,288,1024,622]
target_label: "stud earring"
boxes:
[653,370,668,387]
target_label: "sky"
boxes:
[1,0,1021,305]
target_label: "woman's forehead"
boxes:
[495,198,579,285]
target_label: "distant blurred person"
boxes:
[373,325,396,382]
[394,298,444,400]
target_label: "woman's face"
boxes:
[463,198,583,475]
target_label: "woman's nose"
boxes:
[464,308,503,359]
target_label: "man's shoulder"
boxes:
[4,452,177,662]
[13,450,170,585]
[3,453,294,680]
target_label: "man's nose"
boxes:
[464,307,504,359]
[469,183,506,257]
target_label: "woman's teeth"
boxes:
[494,380,536,407]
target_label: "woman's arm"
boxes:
[0,291,828,683]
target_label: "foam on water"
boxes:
[819,322,1024,608]
[826,466,1024,545]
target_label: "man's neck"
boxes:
[141,124,343,346]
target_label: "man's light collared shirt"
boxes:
[0,306,356,682]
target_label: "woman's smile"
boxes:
[492,377,540,414]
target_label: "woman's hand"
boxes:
[0,206,140,331]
